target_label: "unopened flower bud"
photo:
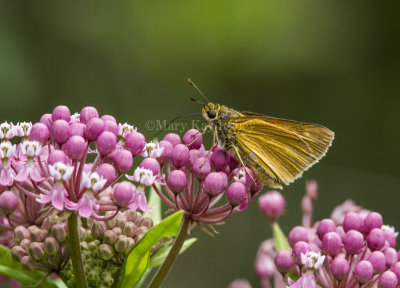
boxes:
[343,230,365,254]
[367,228,385,251]
[384,247,398,267]
[167,170,187,194]
[51,120,70,144]
[368,251,386,274]
[183,129,202,150]
[115,235,129,253]
[29,123,50,143]
[255,253,274,279]
[112,227,122,236]
[274,250,294,273]
[80,106,99,124]
[288,226,308,247]
[116,217,126,229]
[96,163,116,185]
[210,147,229,171]
[28,226,44,242]
[14,226,30,243]
[112,149,133,173]
[21,256,35,271]
[322,232,342,256]
[343,212,363,232]
[139,158,160,176]
[20,239,31,250]
[11,246,26,261]
[378,271,398,288]
[317,219,337,241]
[99,244,114,260]
[171,144,190,168]
[364,212,383,233]
[203,172,228,197]
[126,210,138,222]
[97,131,117,155]
[93,222,106,239]
[136,226,148,235]
[228,279,251,288]
[44,237,60,256]
[69,122,86,137]
[305,180,318,200]
[0,191,19,215]
[258,191,285,222]
[292,241,311,265]
[51,223,67,243]
[157,140,173,165]
[391,262,400,282]
[163,133,181,147]
[28,242,44,260]
[40,113,52,129]
[331,256,350,280]
[226,182,247,207]
[48,149,68,165]
[52,105,71,122]
[103,230,116,245]
[63,135,86,160]
[103,120,118,136]
[113,181,134,207]
[123,222,137,237]
[125,132,146,156]
[141,218,153,229]
[85,118,104,141]
[354,260,373,283]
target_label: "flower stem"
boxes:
[68,213,88,288]
[148,216,190,288]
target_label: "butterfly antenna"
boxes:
[188,78,210,103]
[150,112,202,139]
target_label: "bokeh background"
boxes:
[1,1,399,287]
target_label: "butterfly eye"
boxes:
[207,109,217,119]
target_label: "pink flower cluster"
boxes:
[254,182,400,288]
[151,129,263,228]
[0,105,159,228]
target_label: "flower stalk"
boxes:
[149,215,190,288]
[68,213,88,288]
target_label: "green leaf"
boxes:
[118,211,183,288]
[272,222,290,252]
[143,183,162,225]
[148,238,197,269]
[0,244,59,288]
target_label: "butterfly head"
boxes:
[202,102,221,122]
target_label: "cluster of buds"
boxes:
[63,210,153,288]
[11,217,68,273]
[151,129,263,230]
[253,182,400,288]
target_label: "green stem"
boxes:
[148,216,190,288]
[68,213,88,288]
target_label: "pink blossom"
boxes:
[141,142,164,158]
[0,122,16,140]
[37,185,70,211]
[127,167,157,186]
[67,192,99,218]
[14,163,43,182]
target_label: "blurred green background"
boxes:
[1,1,399,287]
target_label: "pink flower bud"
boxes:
[274,250,294,273]
[368,251,386,274]
[157,140,173,166]
[40,113,52,129]
[29,123,50,143]
[331,256,350,280]
[48,149,68,165]
[103,120,119,136]
[163,133,181,147]
[113,181,134,207]
[364,212,383,233]
[62,135,86,160]
[139,158,160,176]
[317,219,337,241]
[384,247,398,267]
[69,122,86,137]
[80,106,99,124]
[113,149,133,173]
[288,226,308,247]
[343,230,365,254]
[343,212,363,232]
[125,132,146,156]
[96,131,117,155]
[0,191,19,215]
[96,163,116,185]
[167,170,187,194]
[210,147,229,171]
[101,115,116,123]
[183,129,202,150]
[354,260,373,283]
[255,253,275,279]
[322,232,342,256]
[226,182,247,206]
[367,228,385,251]
[85,118,104,141]
[52,105,71,122]
[292,241,311,265]
[378,271,398,288]
[203,172,228,197]
[51,120,70,144]
[192,157,211,180]
[258,191,285,222]
[171,144,190,168]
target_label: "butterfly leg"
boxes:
[185,125,211,148]
[226,145,257,186]
[199,126,218,168]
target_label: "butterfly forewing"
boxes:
[232,116,334,186]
